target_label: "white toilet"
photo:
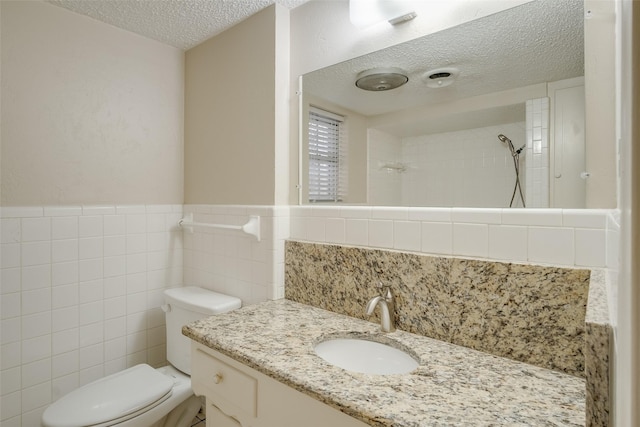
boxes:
[42,286,241,427]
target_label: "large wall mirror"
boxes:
[300,0,588,209]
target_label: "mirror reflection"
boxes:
[300,0,585,208]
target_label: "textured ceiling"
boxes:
[304,0,584,124]
[47,0,310,50]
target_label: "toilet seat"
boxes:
[42,364,174,427]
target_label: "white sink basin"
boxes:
[314,338,418,375]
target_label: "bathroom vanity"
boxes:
[184,299,586,427]
[192,340,368,426]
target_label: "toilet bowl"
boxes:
[42,286,241,427]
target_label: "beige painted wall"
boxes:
[0,1,184,206]
[184,5,281,205]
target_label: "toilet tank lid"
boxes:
[164,286,242,315]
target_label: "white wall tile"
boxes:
[501,209,563,226]
[79,301,103,326]
[79,343,103,369]
[371,207,409,220]
[1,268,21,294]
[52,262,78,286]
[79,365,103,387]
[104,256,126,278]
[563,209,608,228]
[21,265,50,291]
[21,218,50,242]
[528,227,574,265]
[21,288,51,315]
[1,243,20,269]
[79,259,102,282]
[2,342,21,369]
[1,293,21,319]
[1,366,21,395]
[104,236,126,257]
[104,317,126,341]
[44,206,82,217]
[1,391,22,421]
[126,292,147,314]
[79,322,103,348]
[126,234,147,254]
[21,312,51,340]
[79,237,103,259]
[393,221,421,252]
[52,307,78,332]
[488,225,528,262]
[104,297,126,319]
[52,284,78,310]
[125,215,146,234]
[451,208,502,224]
[103,215,126,236]
[78,216,103,238]
[104,337,126,362]
[420,222,452,255]
[1,318,21,344]
[21,381,50,412]
[21,242,50,266]
[407,207,452,222]
[1,219,21,243]
[52,373,78,401]
[125,253,146,275]
[52,351,79,378]
[52,239,78,263]
[52,329,78,356]
[325,218,346,244]
[127,331,146,354]
[51,216,78,240]
[1,207,43,218]
[21,359,51,388]
[21,335,51,364]
[306,217,326,242]
[453,223,489,258]
[345,219,368,246]
[82,206,115,216]
[369,220,393,248]
[575,228,606,267]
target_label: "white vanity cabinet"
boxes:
[191,342,369,427]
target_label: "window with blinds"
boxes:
[308,108,348,202]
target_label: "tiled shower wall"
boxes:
[367,122,527,207]
[0,205,183,426]
[525,97,550,208]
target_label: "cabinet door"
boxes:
[206,401,242,427]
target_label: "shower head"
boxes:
[498,134,511,144]
[498,134,515,152]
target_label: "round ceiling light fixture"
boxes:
[422,67,459,88]
[355,67,409,91]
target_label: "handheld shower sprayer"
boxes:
[498,134,526,208]
[498,134,525,156]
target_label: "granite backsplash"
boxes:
[284,240,591,378]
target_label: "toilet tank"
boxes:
[163,286,241,375]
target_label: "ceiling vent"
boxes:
[422,67,459,88]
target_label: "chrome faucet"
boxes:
[365,283,396,332]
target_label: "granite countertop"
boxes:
[183,299,585,427]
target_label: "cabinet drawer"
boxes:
[193,346,257,417]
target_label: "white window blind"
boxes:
[308,107,348,202]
